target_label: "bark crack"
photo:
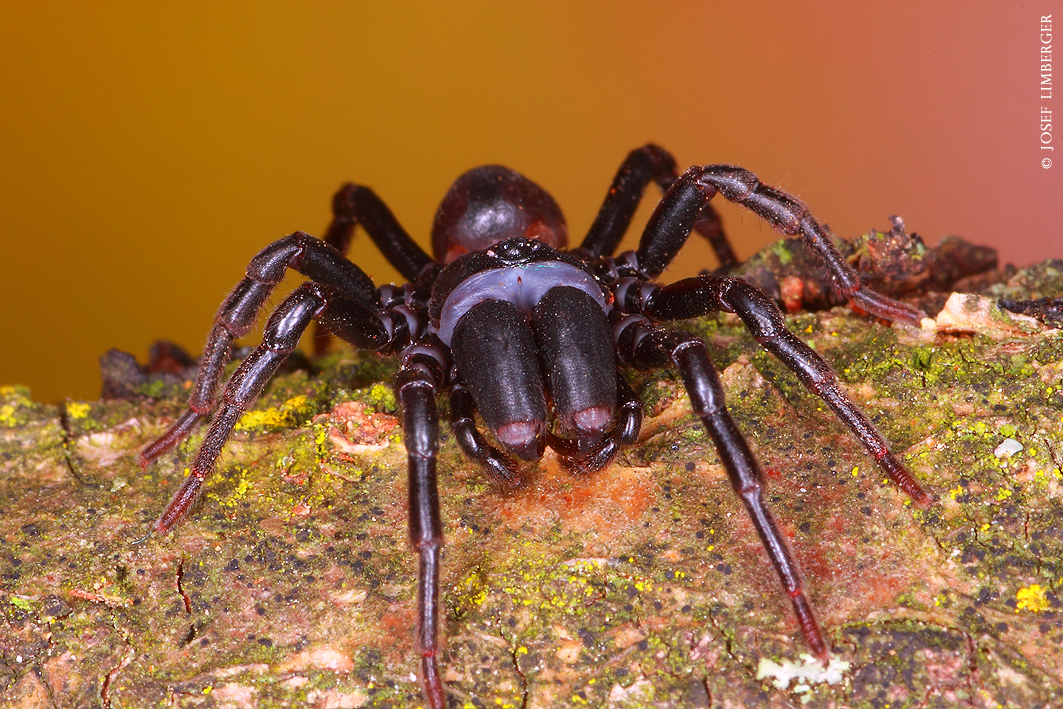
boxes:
[100,647,134,709]
[174,556,197,648]
[56,406,86,485]
[496,622,528,709]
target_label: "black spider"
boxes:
[139,144,931,708]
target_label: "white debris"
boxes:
[933,293,1043,339]
[756,653,850,691]
[994,438,1024,458]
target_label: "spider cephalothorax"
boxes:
[139,145,931,708]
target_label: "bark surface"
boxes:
[3,253,1063,709]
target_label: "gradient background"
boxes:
[2,1,1060,403]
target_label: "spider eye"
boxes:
[432,165,567,262]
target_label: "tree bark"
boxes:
[3,257,1062,709]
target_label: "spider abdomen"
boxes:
[431,165,568,262]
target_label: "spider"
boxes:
[139,144,932,708]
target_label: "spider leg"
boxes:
[396,347,447,709]
[316,184,437,354]
[325,183,435,283]
[139,232,380,467]
[579,144,736,268]
[637,275,931,505]
[448,378,523,488]
[615,316,828,659]
[152,281,390,533]
[634,165,926,325]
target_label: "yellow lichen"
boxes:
[235,395,311,431]
[232,474,253,499]
[67,401,91,419]
[206,466,253,508]
[1016,584,1050,613]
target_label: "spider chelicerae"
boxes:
[139,144,932,708]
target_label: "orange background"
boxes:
[2,1,1060,403]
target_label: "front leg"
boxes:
[396,345,448,709]
[622,273,930,505]
[140,232,382,466]
[152,281,390,532]
[634,166,926,325]
[614,316,828,659]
